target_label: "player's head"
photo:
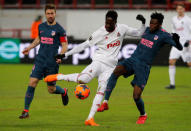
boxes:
[105,10,118,32]
[176,3,185,16]
[45,4,56,24]
[150,12,164,32]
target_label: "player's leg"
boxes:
[19,64,42,119]
[45,66,69,105]
[19,77,39,119]
[85,66,113,126]
[166,59,177,89]
[132,63,150,124]
[133,85,147,124]
[187,62,191,69]
[166,47,180,89]
[97,65,128,112]
[44,62,98,83]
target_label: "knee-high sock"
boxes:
[134,98,145,116]
[53,85,66,94]
[24,86,35,111]
[87,93,104,120]
[104,73,119,101]
[169,65,176,85]
[57,73,79,82]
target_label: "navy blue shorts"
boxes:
[118,57,151,90]
[30,64,59,86]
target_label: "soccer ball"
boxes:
[74,84,90,100]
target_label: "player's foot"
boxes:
[62,88,69,106]
[165,85,175,89]
[136,114,147,124]
[97,102,109,112]
[19,111,29,119]
[85,118,100,126]
[44,74,60,82]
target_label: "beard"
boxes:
[48,17,55,24]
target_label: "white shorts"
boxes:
[169,46,191,63]
[80,61,115,93]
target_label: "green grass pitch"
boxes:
[0,64,191,131]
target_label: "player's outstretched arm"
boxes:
[22,36,40,55]
[65,40,90,57]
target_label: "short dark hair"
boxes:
[176,3,185,8]
[106,10,118,21]
[151,12,164,25]
[45,4,56,13]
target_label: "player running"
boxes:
[97,12,183,124]
[166,3,191,89]
[44,10,146,126]
[19,4,69,119]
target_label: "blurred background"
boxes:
[0,0,190,65]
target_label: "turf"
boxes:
[0,64,191,131]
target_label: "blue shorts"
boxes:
[30,64,59,86]
[118,57,151,90]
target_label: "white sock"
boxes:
[169,65,176,85]
[57,73,79,82]
[87,93,104,120]
[103,100,108,103]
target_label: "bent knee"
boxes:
[113,65,127,76]
[169,59,176,66]
[47,86,56,94]
[77,73,92,84]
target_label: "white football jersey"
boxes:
[87,24,145,67]
[172,15,191,45]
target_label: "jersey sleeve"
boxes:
[187,17,191,41]
[59,27,67,43]
[163,33,177,47]
[86,28,102,46]
[122,24,146,37]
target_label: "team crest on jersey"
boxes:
[105,36,108,39]
[154,35,158,40]
[117,32,121,37]
[51,30,56,36]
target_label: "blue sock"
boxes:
[134,98,145,115]
[24,86,35,111]
[53,85,65,94]
[104,73,119,100]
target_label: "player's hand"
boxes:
[171,33,183,51]
[55,54,65,59]
[55,54,65,64]
[136,14,146,24]
[184,41,189,47]
[22,48,30,55]
[56,59,62,64]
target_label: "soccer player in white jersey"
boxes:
[44,10,146,126]
[166,3,191,89]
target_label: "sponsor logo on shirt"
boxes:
[41,37,53,44]
[107,40,120,49]
[141,38,153,48]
